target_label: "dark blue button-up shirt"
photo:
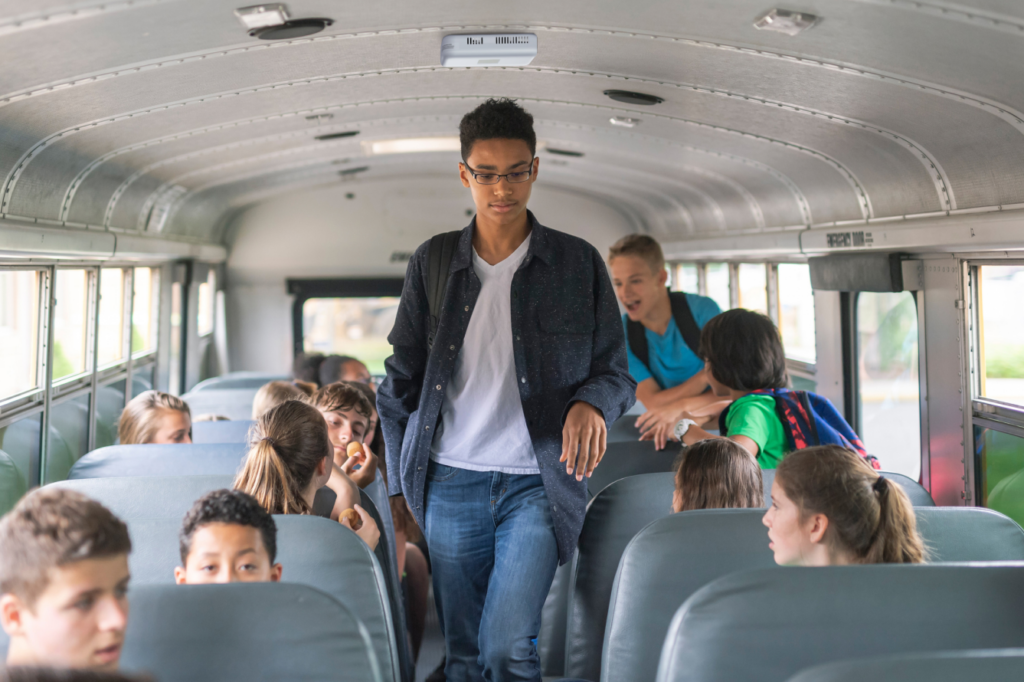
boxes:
[377,212,636,563]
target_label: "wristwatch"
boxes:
[674,418,697,441]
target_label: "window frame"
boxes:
[0,258,166,487]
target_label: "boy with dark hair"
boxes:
[175,489,281,585]
[312,382,378,488]
[0,489,132,671]
[379,97,636,682]
[676,309,866,469]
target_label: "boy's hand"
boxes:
[342,443,379,489]
[340,504,380,551]
[636,406,687,451]
[561,402,607,481]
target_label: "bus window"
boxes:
[978,265,1024,406]
[738,264,768,314]
[0,270,40,399]
[302,297,399,375]
[197,269,215,337]
[674,263,699,294]
[705,263,730,311]
[53,270,90,381]
[778,264,816,364]
[97,268,125,368]
[132,267,159,356]
[169,281,183,395]
[46,392,90,484]
[976,426,1024,528]
[857,292,921,479]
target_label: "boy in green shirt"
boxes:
[672,309,788,468]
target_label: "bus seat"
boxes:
[67,443,248,479]
[761,469,936,507]
[917,507,1024,561]
[786,649,1024,682]
[0,450,27,516]
[607,416,641,443]
[50,475,234,521]
[605,507,1024,682]
[189,373,289,392]
[586,440,677,500]
[658,565,1024,682]
[125,515,398,682]
[538,561,573,677]
[0,582,383,682]
[192,419,255,443]
[563,473,676,681]
[182,388,262,421]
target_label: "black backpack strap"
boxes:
[426,230,461,350]
[626,319,650,371]
[668,290,702,356]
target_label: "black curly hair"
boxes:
[179,489,277,564]
[459,98,536,161]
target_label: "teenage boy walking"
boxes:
[378,98,635,682]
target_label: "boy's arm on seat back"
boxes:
[378,245,430,497]
[565,247,638,425]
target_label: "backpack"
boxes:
[425,230,462,350]
[626,290,702,373]
[719,388,880,469]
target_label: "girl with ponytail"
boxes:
[233,400,379,549]
[762,445,926,566]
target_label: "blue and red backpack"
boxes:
[718,388,880,470]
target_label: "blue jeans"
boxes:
[423,461,559,682]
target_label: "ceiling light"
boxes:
[546,148,583,157]
[365,137,462,155]
[610,116,639,128]
[234,4,332,40]
[604,90,664,106]
[754,9,819,36]
[315,131,359,141]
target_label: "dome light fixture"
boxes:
[235,4,333,40]
[603,90,664,106]
[610,116,640,128]
[754,9,819,36]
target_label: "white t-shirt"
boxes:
[430,233,538,474]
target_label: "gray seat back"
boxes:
[564,473,676,680]
[658,565,1024,682]
[539,561,573,677]
[786,649,1024,682]
[606,507,1024,682]
[128,514,399,682]
[182,388,261,421]
[761,469,935,506]
[190,373,288,392]
[192,419,255,443]
[586,440,677,500]
[68,443,248,479]
[50,475,234,520]
[607,416,641,443]
[121,583,382,682]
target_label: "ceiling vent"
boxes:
[603,90,664,106]
[753,9,819,36]
[546,148,584,157]
[338,166,369,176]
[235,4,333,40]
[315,131,360,141]
[441,34,538,67]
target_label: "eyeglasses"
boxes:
[464,159,535,185]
